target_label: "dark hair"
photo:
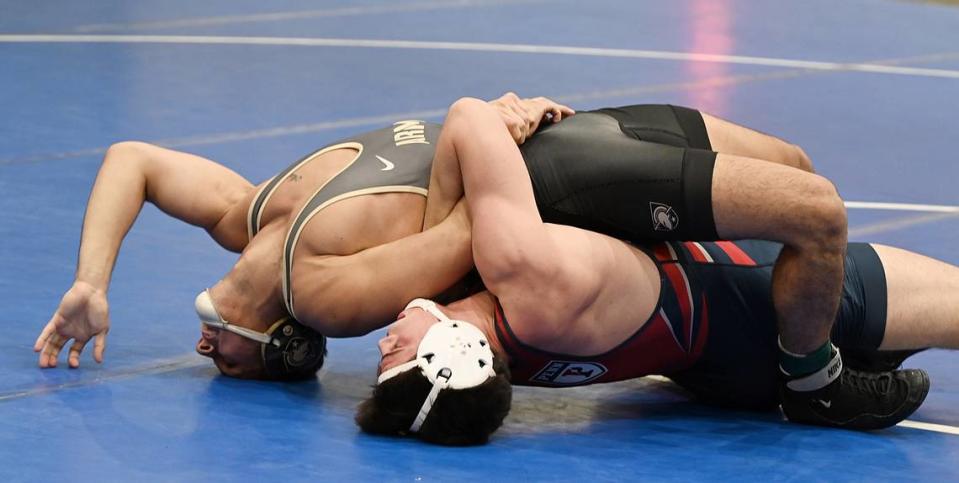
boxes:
[355,356,512,445]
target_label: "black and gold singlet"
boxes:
[246,120,441,318]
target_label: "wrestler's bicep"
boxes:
[470,194,562,293]
[444,99,562,291]
[134,143,254,250]
[474,215,597,327]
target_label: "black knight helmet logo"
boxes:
[650,202,679,232]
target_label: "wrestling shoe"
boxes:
[780,349,930,430]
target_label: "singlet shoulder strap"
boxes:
[280,142,365,318]
[247,142,361,241]
[246,179,273,242]
[279,121,440,318]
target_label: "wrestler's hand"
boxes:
[488,93,574,144]
[35,281,110,368]
[521,96,575,133]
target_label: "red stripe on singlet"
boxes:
[714,241,757,266]
[652,243,674,262]
[684,242,709,262]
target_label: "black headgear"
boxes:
[260,318,327,380]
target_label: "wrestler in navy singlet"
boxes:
[495,240,711,387]
[495,240,891,409]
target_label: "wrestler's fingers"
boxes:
[526,103,549,134]
[524,105,539,129]
[551,104,576,122]
[505,112,527,143]
[507,105,529,132]
[530,98,572,122]
[40,333,67,368]
[93,332,107,364]
[68,338,88,368]
[513,125,527,144]
[547,107,564,122]
[504,98,525,117]
[513,110,530,141]
[37,343,50,367]
[34,319,57,352]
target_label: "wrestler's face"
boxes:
[196,325,264,379]
[377,306,441,376]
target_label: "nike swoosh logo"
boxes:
[376,155,395,171]
[816,399,832,408]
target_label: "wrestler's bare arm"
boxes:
[422,94,573,230]
[292,199,473,337]
[438,98,596,326]
[36,142,253,368]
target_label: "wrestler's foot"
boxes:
[780,350,929,430]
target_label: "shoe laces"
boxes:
[842,369,893,397]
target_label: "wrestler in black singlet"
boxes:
[253,105,721,319]
[522,105,719,242]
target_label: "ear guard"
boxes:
[260,317,327,380]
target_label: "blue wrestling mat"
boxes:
[2,0,958,480]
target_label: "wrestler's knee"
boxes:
[104,141,152,165]
[792,144,815,173]
[792,175,847,252]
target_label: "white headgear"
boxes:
[377,298,496,433]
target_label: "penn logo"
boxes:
[393,120,430,146]
[650,202,679,232]
[530,361,608,386]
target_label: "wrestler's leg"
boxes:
[872,244,959,349]
[712,154,847,354]
[702,113,814,172]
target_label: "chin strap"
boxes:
[409,367,452,433]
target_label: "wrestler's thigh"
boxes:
[711,153,842,242]
[872,244,959,350]
[702,113,811,171]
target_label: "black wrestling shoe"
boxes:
[780,350,930,430]
[841,348,925,373]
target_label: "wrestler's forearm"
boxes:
[74,144,152,289]
[356,203,474,324]
[422,121,465,230]
[444,99,557,283]
[296,202,473,336]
